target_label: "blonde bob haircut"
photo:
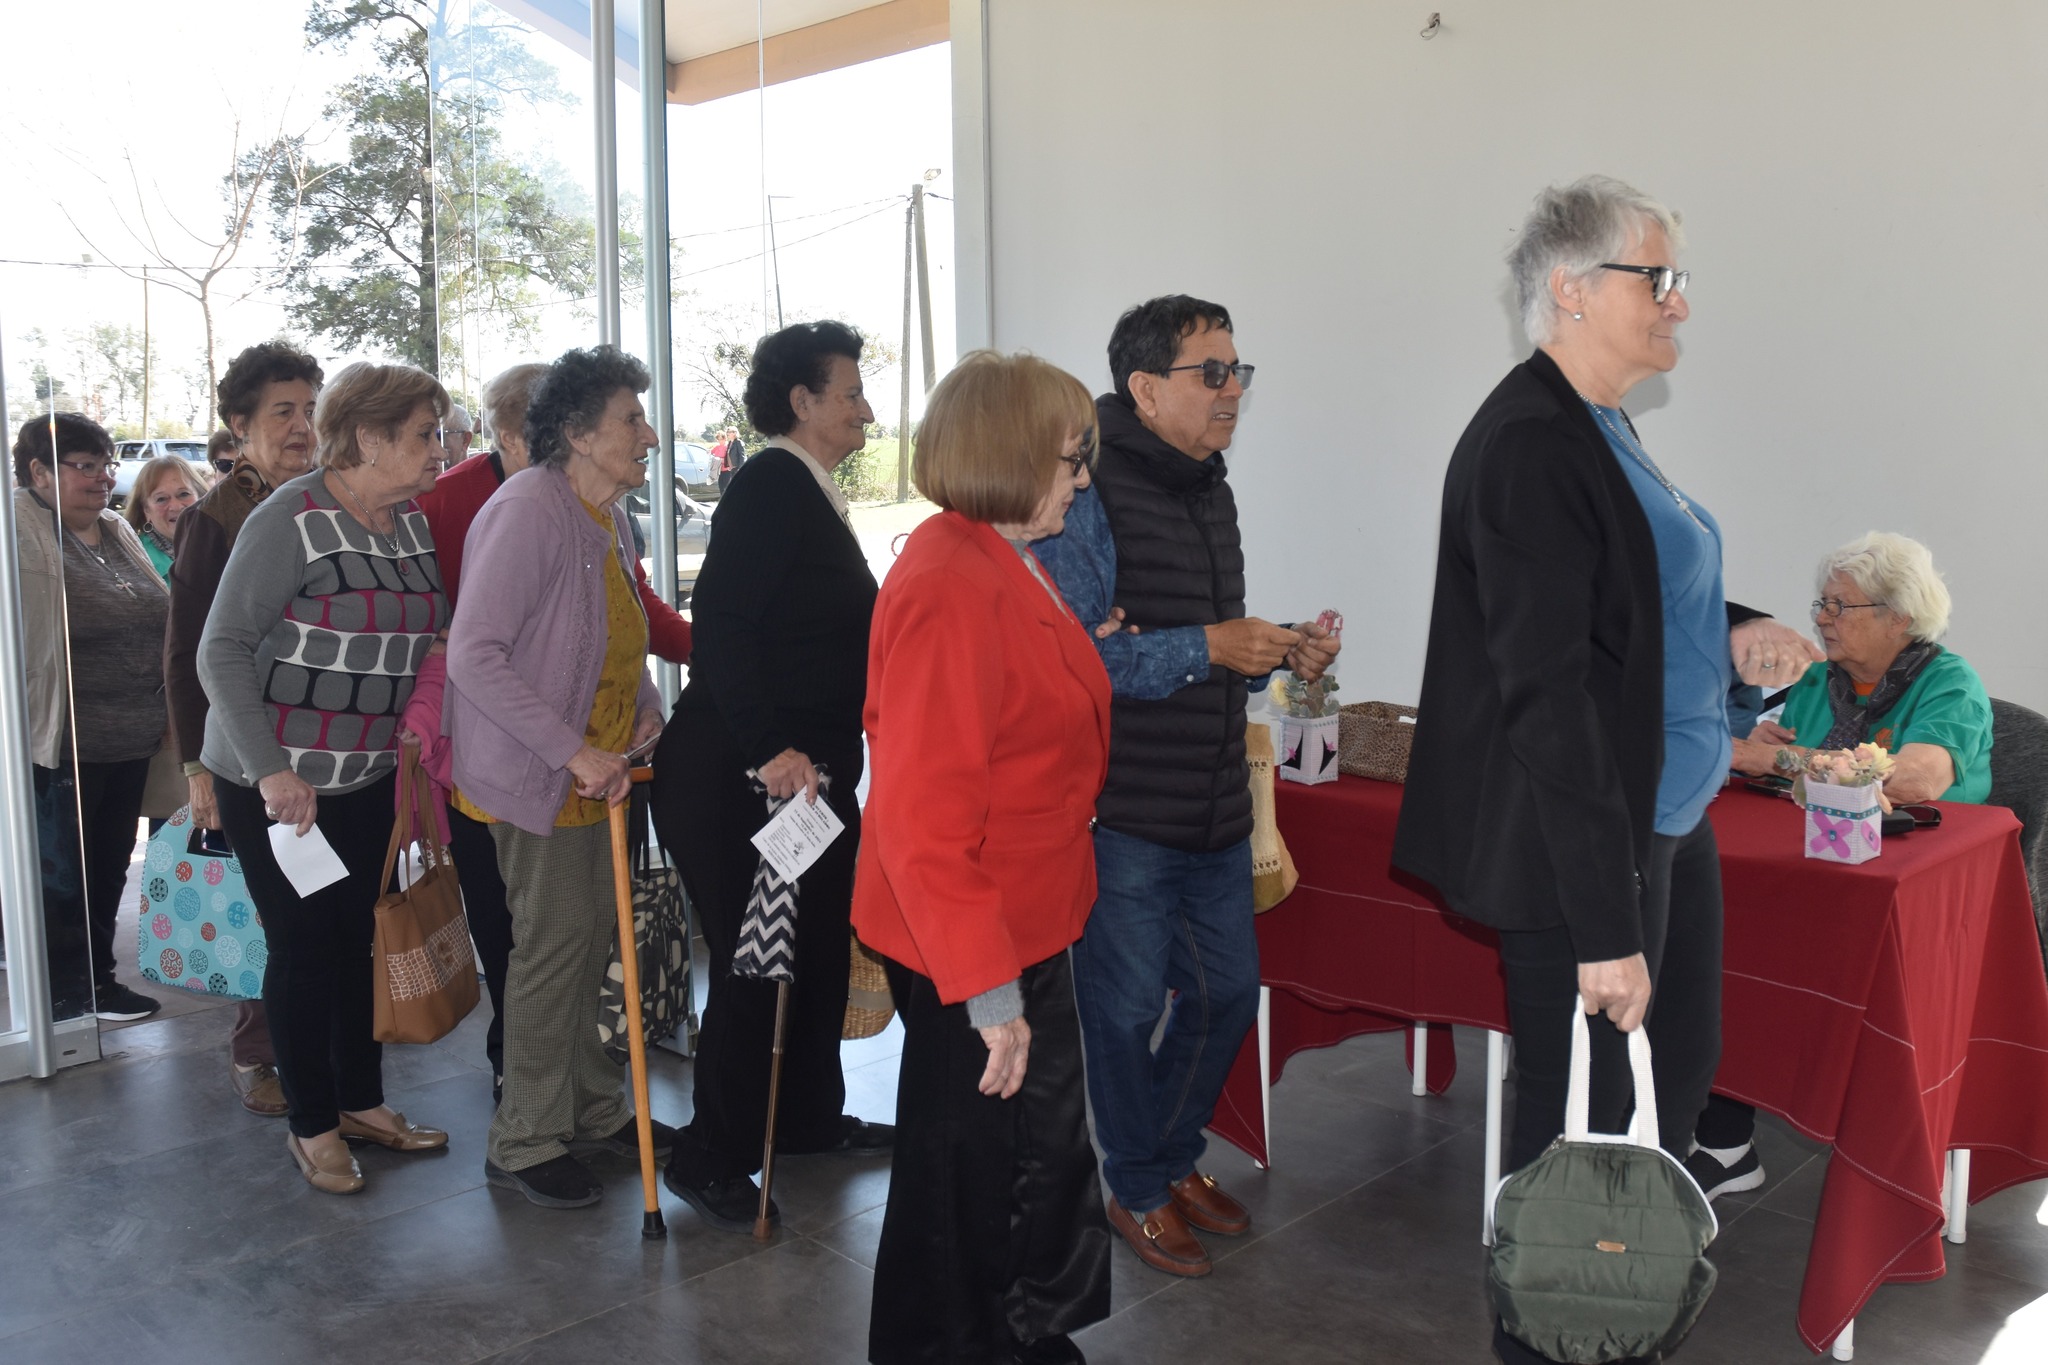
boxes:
[314,362,450,471]
[914,350,1095,524]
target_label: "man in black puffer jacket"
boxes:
[1034,296,1340,1280]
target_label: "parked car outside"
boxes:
[111,438,211,508]
[674,440,720,497]
[624,477,713,601]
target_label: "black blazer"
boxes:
[1392,350,1761,962]
[676,447,878,774]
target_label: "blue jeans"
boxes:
[1070,826,1261,1213]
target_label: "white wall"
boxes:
[975,0,2048,712]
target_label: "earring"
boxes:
[1572,312,1584,321]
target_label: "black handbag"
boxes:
[597,789,693,1063]
[1489,1000,1719,1363]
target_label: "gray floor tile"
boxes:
[480,1238,875,1365]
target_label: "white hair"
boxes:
[1820,532,1952,642]
[1507,175,1685,345]
[445,402,473,435]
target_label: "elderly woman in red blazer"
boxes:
[854,351,1113,1365]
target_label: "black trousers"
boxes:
[446,802,514,1081]
[215,772,396,1140]
[651,720,858,1182]
[34,757,151,1002]
[869,952,1111,1365]
[1491,817,1723,1365]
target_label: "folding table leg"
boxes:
[1830,1319,1854,1361]
[1256,985,1272,1170]
[1411,1022,1429,1097]
[1945,1149,1971,1244]
[1483,1029,1505,1247]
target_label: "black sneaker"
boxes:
[1683,1143,1765,1202]
[574,1116,677,1160]
[783,1114,895,1156]
[662,1166,778,1234]
[485,1154,604,1208]
[94,982,162,1022]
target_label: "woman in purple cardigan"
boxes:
[445,345,674,1210]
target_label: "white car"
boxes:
[624,478,714,600]
[111,438,213,509]
[674,441,720,496]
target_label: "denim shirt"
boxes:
[1030,485,1210,701]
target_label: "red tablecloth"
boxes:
[1213,775,2048,1352]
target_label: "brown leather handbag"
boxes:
[372,749,479,1044]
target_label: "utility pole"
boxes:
[913,179,936,397]
[767,195,787,329]
[140,265,151,436]
[897,187,915,503]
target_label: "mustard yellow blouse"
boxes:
[455,499,647,829]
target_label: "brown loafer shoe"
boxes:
[338,1109,449,1152]
[287,1134,365,1194]
[232,1062,288,1117]
[1106,1198,1211,1277]
[1168,1171,1250,1236]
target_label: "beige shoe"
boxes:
[232,1062,288,1117]
[288,1133,365,1194]
[339,1109,448,1152]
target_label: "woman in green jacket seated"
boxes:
[1731,530,1990,805]
[1706,530,1991,1201]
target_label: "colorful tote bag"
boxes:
[136,807,267,1000]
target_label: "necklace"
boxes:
[1578,396,1708,534]
[63,525,140,598]
[332,470,402,556]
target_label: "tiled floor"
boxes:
[5,900,2048,1361]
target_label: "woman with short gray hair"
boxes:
[1394,175,1821,1365]
[445,343,675,1209]
[1733,531,1988,803]
[1712,536,1990,1198]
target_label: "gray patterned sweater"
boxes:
[197,470,446,792]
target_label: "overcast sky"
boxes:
[0,0,956,433]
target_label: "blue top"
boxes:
[1586,403,1730,836]
[1030,485,1212,701]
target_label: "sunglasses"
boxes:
[1158,359,1255,391]
[1599,263,1689,304]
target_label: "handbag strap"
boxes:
[379,748,449,892]
[1564,994,1660,1151]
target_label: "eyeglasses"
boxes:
[1158,359,1255,391]
[1057,434,1097,478]
[56,458,118,479]
[1599,263,1689,303]
[1811,598,1887,621]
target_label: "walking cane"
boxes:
[754,978,791,1240]
[608,766,666,1240]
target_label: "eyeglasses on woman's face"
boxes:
[1599,263,1689,304]
[1056,432,1097,479]
[56,457,119,480]
[1811,597,1887,622]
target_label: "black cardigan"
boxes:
[1392,350,1761,962]
[676,448,877,774]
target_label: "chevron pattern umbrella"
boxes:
[732,766,830,984]
[736,763,830,1238]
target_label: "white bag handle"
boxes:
[1564,993,1660,1151]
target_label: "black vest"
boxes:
[1091,395,1251,853]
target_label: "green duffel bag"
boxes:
[1489,1001,1719,1363]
